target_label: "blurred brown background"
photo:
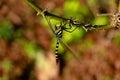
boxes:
[0,0,120,80]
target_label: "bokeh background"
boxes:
[1,0,120,80]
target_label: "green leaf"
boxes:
[19,39,38,58]
[0,21,14,40]
[63,28,85,43]
[63,0,90,20]
[92,16,108,25]
[2,60,12,72]
[79,39,94,52]
[63,0,81,17]
[101,75,112,80]
[113,34,120,45]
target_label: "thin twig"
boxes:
[24,0,109,30]
[24,0,68,21]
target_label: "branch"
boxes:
[24,0,68,20]
[24,0,111,30]
[24,0,111,31]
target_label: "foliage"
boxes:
[0,21,14,40]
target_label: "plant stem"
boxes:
[24,0,68,21]
[24,0,110,30]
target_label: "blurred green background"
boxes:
[0,0,120,80]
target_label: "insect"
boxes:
[44,16,106,63]
[55,22,79,63]
[43,15,82,63]
[25,0,120,65]
[55,23,64,63]
[39,11,108,64]
[41,9,108,63]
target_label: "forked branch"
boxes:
[24,0,110,30]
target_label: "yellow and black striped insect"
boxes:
[54,22,78,63]
[25,0,120,64]
[44,15,106,63]
[43,16,78,63]
[51,20,106,63]
[55,24,64,63]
